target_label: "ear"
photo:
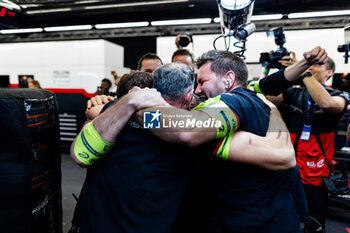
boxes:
[185,88,194,103]
[224,71,236,90]
[226,71,236,82]
[326,70,333,80]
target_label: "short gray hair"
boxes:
[153,63,194,101]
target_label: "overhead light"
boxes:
[289,10,350,19]
[95,21,149,29]
[151,18,211,26]
[44,25,92,32]
[26,8,72,14]
[0,28,43,34]
[213,14,283,23]
[0,0,21,11]
[251,14,283,21]
[84,0,188,10]
[74,0,102,4]
[19,4,41,8]
[213,17,220,23]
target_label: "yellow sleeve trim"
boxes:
[247,80,264,95]
[214,133,234,160]
[194,96,239,139]
[74,122,114,166]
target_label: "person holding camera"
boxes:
[253,51,350,233]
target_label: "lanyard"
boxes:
[305,95,314,125]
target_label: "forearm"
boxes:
[93,95,137,142]
[228,131,295,170]
[303,76,331,106]
[70,137,86,167]
[70,94,137,167]
[303,76,346,113]
[284,45,328,81]
[227,105,295,170]
[255,68,294,96]
[283,58,309,82]
[255,59,310,96]
[85,104,104,120]
[136,106,217,147]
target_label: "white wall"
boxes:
[157,28,348,82]
[0,39,129,93]
[103,40,130,91]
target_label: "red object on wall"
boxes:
[45,88,95,98]
[9,84,95,98]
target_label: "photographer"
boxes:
[259,27,297,79]
[260,51,296,78]
[255,52,350,233]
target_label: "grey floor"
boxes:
[61,153,350,233]
[62,153,86,233]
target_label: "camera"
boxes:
[338,43,350,64]
[338,24,350,64]
[259,27,289,69]
[178,35,193,48]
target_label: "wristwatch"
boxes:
[300,72,312,79]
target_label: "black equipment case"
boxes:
[0,88,62,233]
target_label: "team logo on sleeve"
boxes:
[143,110,161,129]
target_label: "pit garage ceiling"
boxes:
[2,0,350,29]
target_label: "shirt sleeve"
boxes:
[250,68,302,96]
[329,89,350,108]
[339,92,350,105]
[193,95,240,139]
[193,95,242,161]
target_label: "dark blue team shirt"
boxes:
[77,102,196,233]
[213,87,303,233]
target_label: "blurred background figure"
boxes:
[18,75,34,88]
[96,78,112,95]
[111,70,121,97]
[28,80,41,88]
[171,49,195,70]
[137,53,163,74]
[111,70,121,87]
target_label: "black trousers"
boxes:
[303,184,329,233]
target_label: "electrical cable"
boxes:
[233,39,246,59]
[213,32,247,59]
[213,34,225,50]
[226,34,231,51]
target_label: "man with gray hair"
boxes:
[71,62,295,233]
[153,62,194,109]
[73,64,210,233]
[71,65,197,233]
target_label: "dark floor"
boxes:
[61,153,86,233]
[61,153,350,233]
